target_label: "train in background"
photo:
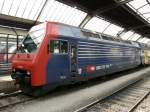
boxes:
[139,44,150,65]
[11,22,150,96]
[0,45,16,75]
[0,26,26,64]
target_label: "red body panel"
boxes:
[12,22,59,86]
[12,54,34,70]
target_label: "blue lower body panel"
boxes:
[46,55,70,84]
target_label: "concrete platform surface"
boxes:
[0,75,16,93]
[0,76,12,82]
[2,67,150,112]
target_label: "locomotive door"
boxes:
[70,44,77,73]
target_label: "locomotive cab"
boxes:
[12,23,47,89]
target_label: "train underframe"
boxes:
[11,62,148,96]
[11,70,54,96]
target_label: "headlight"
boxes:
[27,71,31,75]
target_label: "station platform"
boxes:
[0,75,17,93]
[0,76,12,81]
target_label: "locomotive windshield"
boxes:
[19,23,46,53]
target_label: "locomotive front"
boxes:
[11,23,49,94]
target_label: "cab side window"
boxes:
[49,40,68,54]
[60,41,68,53]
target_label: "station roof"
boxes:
[0,0,150,44]
[59,0,150,33]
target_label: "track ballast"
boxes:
[76,77,150,112]
[0,91,33,111]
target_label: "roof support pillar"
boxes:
[136,36,143,42]
[116,29,127,38]
[79,14,92,28]
[34,0,49,25]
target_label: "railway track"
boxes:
[75,77,150,112]
[0,90,22,98]
[0,91,33,111]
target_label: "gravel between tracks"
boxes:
[133,94,150,112]
[84,77,150,112]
